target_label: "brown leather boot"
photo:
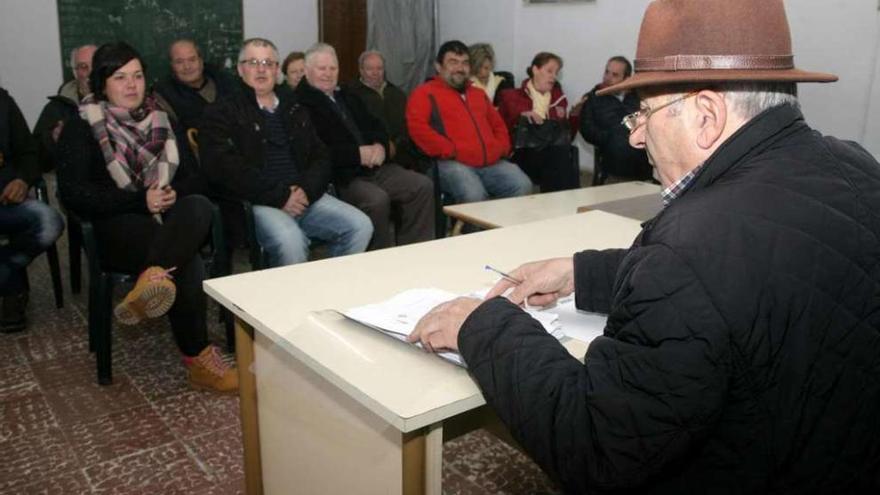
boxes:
[186,345,239,394]
[114,266,176,326]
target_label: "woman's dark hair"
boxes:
[281,51,305,75]
[89,42,146,100]
[526,52,563,78]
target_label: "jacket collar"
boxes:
[237,79,293,111]
[431,75,472,94]
[684,103,807,195]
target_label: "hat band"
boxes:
[635,54,794,72]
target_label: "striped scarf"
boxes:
[79,95,178,192]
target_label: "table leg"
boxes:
[402,423,443,495]
[235,317,262,495]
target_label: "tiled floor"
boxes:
[0,182,561,494]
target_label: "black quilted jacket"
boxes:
[460,104,880,494]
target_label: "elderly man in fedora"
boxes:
[409,0,880,492]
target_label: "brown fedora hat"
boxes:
[597,0,837,96]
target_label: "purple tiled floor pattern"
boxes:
[0,181,560,494]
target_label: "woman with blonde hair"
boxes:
[468,43,510,104]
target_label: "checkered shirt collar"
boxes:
[661,164,704,206]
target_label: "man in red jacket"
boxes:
[406,40,532,210]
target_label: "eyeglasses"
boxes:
[621,91,700,133]
[239,58,278,69]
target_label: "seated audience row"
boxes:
[293,43,434,250]
[20,36,654,395]
[199,38,373,266]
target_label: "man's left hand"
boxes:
[407,297,482,353]
[0,179,28,205]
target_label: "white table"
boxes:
[205,211,644,494]
[442,181,661,229]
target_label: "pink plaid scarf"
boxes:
[79,95,178,191]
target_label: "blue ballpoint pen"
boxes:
[484,265,523,285]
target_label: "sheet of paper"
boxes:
[552,295,608,345]
[342,287,566,367]
[343,288,465,365]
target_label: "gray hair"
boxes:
[305,42,338,67]
[69,44,97,70]
[358,50,384,69]
[238,37,279,63]
[663,82,799,121]
[468,43,495,73]
[718,82,799,120]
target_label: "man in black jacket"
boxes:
[154,39,238,132]
[32,44,96,172]
[346,50,418,170]
[200,38,372,267]
[579,56,652,183]
[409,1,880,493]
[296,43,433,250]
[0,88,64,332]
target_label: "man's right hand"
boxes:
[282,185,309,217]
[485,257,575,307]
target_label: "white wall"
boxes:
[0,1,63,129]
[3,0,879,158]
[438,0,880,163]
[0,0,319,128]
[244,0,318,66]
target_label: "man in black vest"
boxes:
[154,39,237,132]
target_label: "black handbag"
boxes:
[513,116,570,151]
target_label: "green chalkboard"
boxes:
[57,0,243,87]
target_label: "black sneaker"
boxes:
[0,291,28,333]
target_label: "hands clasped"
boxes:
[358,143,386,169]
[283,185,310,217]
[146,184,176,214]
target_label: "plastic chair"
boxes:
[592,147,607,186]
[33,177,64,308]
[71,203,229,385]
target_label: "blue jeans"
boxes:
[0,199,65,294]
[437,159,533,204]
[252,194,373,267]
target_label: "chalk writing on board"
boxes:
[57,0,242,86]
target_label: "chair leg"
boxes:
[224,308,235,353]
[68,224,82,294]
[96,274,113,385]
[46,243,63,308]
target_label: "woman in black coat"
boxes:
[57,42,236,393]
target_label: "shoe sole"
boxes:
[188,379,239,395]
[114,283,176,326]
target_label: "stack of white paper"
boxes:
[342,287,608,367]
